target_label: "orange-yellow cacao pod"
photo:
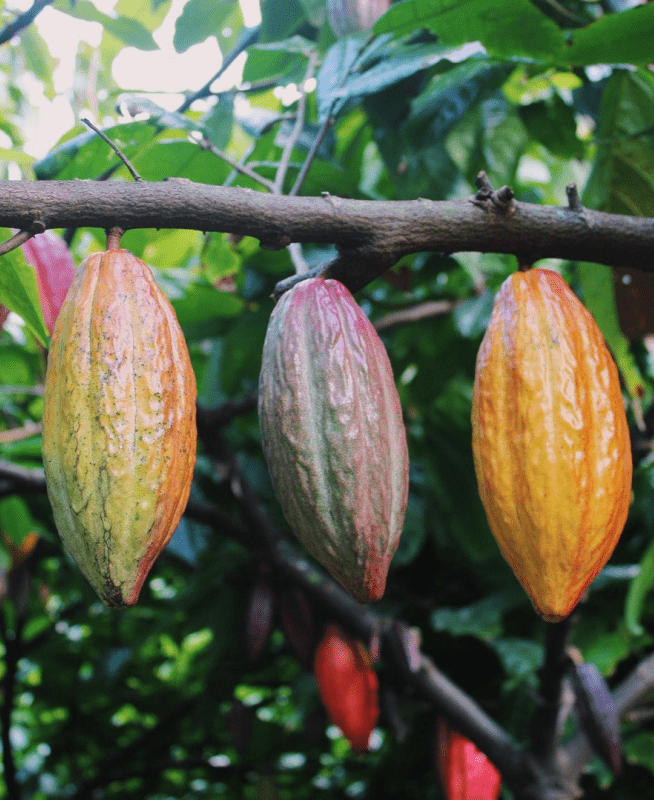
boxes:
[471,269,632,622]
[42,249,197,608]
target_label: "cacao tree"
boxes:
[0,1,651,799]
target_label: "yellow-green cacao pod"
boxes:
[42,249,197,608]
[471,269,632,622]
[258,277,408,603]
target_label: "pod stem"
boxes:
[106,227,124,251]
[531,615,574,767]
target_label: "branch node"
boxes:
[566,183,583,212]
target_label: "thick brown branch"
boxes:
[0,181,652,294]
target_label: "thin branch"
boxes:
[199,137,276,192]
[81,119,142,182]
[373,299,460,331]
[290,33,377,197]
[1,181,653,294]
[0,421,41,444]
[0,0,54,46]
[0,229,34,257]
[177,25,260,114]
[289,112,334,197]
[273,51,318,196]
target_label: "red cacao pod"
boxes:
[471,269,632,622]
[327,0,390,37]
[258,277,409,603]
[436,719,501,800]
[42,249,197,607]
[314,623,379,753]
[21,231,75,334]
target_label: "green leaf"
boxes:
[519,95,584,159]
[173,0,244,53]
[0,230,49,346]
[296,0,325,27]
[316,37,368,121]
[431,589,524,639]
[0,496,35,546]
[20,26,56,97]
[374,0,565,61]
[33,123,158,181]
[171,285,244,326]
[403,60,514,145]
[578,68,654,401]
[60,0,158,50]
[490,638,544,687]
[259,0,306,42]
[567,5,654,67]
[328,40,454,108]
[625,537,654,636]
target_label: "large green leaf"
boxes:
[375,0,565,61]
[259,0,306,42]
[173,0,244,53]
[567,5,654,67]
[59,0,158,50]
[403,60,514,146]
[578,69,654,401]
[0,230,49,347]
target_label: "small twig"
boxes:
[289,113,334,198]
[0,229,36,257]
[290,35,374,197]
[0,0,54,46]
[0,421,42,444]
[287,242,310,274]
[373,299,460,332]
[199,138,276,192]
[273,51,319,196]
[81,118,142,182]
[177,25,260,114]
[566,183,583,212]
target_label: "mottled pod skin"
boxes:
[472,269,632,622]
[258,278,408,603]
[42,249,197,608]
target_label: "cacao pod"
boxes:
[471,269,632,622]
[327,0,390,37]
[314,623,379,753]
[21,230,75,334]
[258,277,409,603]
[436,718,501,800]
[42,249,197,608]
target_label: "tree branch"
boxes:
[0,0,54,46]
[0,181,653,294]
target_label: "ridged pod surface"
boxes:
[327,0,390,37]
[471,269,632,622]
[259,277,408,603]
[42,249,197,608]
[314,624,379,754]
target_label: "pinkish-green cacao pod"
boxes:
[258,277,409,603]
[42,249,197,608]
[327,0,390,37]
